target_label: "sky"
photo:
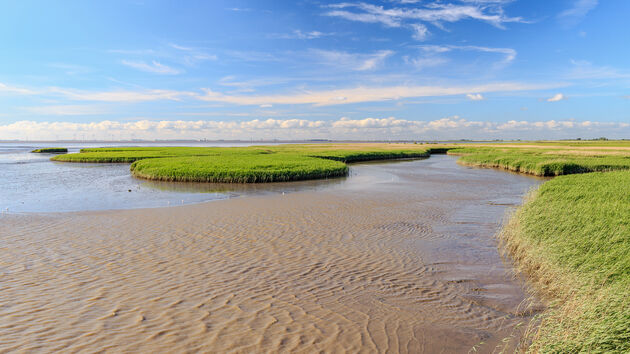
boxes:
[0,0,629,141]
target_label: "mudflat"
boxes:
[0,156,543,352]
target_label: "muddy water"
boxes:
[0,156,543,353]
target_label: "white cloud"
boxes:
[421,45,516,63]
[567,59,630,80]
[547,93,566,102]
[464,45,516,64]
[332,116,416,129]
[280,30,332,39]
[227,7,253,12]
[48,63,92,76]
[121,60,181,75]
[167,43,218,64]
[466,93,485,100]
[410,23,429,40]
[0,80,564,105]
[310,49,394,71]
[558,0,598,26]
[0,82,37,95]
[199,82,561,106]
[112,44,216,70]
[326,6,402,27]
[49,87,194,102]
[2,117,628,140]
[21,105,105,116]
[2,81,194,102]
[408,45,516,70]
[406,56,449,69]
[325,2,524,33]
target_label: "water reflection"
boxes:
[140,174,348,195]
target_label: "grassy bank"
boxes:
[502,171,630,352]
[52,144,437,183]
[131,154,348,183]
[31,147,67,153]
[451,143,630,352]
[449,146,630,176]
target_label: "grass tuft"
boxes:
[31,147,67,153]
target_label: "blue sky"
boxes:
[0,0,628,140]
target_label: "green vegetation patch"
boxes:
[449,146,630,176]
[53,144,436,183]
[503,171,630,352]
[131,153,348,183]
[31,147,68,153]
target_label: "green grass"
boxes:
[449,146,630,176]
[506,140,630,147]
[52,143,437,183]
[31,147,67,153]
[502,171,630,353]
[131,154,348,183]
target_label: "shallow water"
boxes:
[1,142,329,213]
[0,154,544,352]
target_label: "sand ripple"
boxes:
[0,156,543,353]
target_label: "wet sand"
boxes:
[0,156,543,353]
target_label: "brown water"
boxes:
[0,156,544,353]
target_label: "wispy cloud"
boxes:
[310,49,394,71]
[410,23,429,40]
[0,79,566,105]
[121,60,181,75]
[20,105,105,116]
[405,55,449,70]
[408,44,516,70]
[567,59,630,80]
[225,50,282,63]
[111,44,216,70]
[168,43,218,65]
[217,76,295,94]
[434,45,516,64]
[547,93,567,102]
[324,1,524,40]
[276,30,333,39]
[558,0,598,27]
[48,63,92,76]
[466,93,485,100]
[227,7,253,12]
[0,82,37,95]
[199,81,566,106]
[49,87,193,102]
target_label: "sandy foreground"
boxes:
[0,157,543,353]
